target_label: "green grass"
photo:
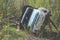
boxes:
[0,26,31,40]
[0,24,60,40]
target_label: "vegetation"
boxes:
[0,0,60,40]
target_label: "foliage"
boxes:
[0,25,30,40]
[0,0,60,40]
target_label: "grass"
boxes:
[0,24,60,40]
[0,26,31,40]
